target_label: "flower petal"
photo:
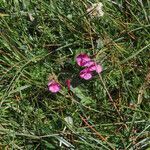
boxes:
[76,54,91,66]
[89,63,102,73]
[95,64,102,73]
[82,60,95,67]
[80,68,93,80]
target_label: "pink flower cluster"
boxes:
[76,54,102,80]
[48,53,102,93]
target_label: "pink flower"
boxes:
[76,54,91,67]
[80,68,93,80]
[48,80,61,93]
[76,53,103,80]
[66,79,71,91]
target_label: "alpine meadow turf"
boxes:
[0,0,150,149]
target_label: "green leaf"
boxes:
[71,87,93,105]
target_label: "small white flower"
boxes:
[67,14,72,19]
[87,2,104,17]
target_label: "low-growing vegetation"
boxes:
[0,0,150,149]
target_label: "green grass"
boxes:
[0,0,150,149]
